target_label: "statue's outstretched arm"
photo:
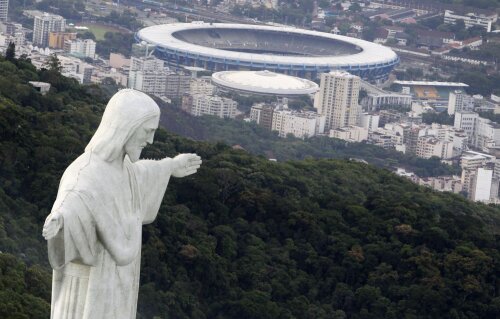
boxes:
[170,153,202,178]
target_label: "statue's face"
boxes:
[125,116,159,162]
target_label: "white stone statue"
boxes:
[42,89,202,319]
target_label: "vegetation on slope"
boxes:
[0,56,499,319]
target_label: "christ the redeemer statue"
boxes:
[42,89,202,319]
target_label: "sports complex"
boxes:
[136,22,399,80]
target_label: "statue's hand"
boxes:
[42,213,63,240]
[172,153,202,178]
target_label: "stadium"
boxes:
[136,22,399,80]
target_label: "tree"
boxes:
[349,3,362,12]
[44,53,62,73]
[5,42,15,61]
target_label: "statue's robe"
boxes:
[47,151,172,319]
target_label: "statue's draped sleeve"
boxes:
[47,156,174,270]
[132,158,174,224]
[47,191,99,270]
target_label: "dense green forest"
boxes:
[1,56,500,318]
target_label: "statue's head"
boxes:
[85,89,160,162]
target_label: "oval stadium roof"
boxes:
[136,23,399,74]
[212,70,319,95]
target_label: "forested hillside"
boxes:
[0,57,500,318]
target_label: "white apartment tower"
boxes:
[33,13,66,47]
[315,71,360,130]
[448,90,474,115]
[0,0,8,21]
[128,56,166,96]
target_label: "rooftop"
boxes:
[393,81,469,87]
[212,70,319,96]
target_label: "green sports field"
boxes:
[75,23,127,40]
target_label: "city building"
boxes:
[0,0,8,22]
[460,150,495,195]
[474,117,500,150]
[469,168,494,202]
[416,136,453,159]
[191,95,237,119]
[360,80,411,111]
[129,71,166,96]
[330,126,368,142]
[415,29,455,48]
[315,71,361,131]
[359,112,380,132]
[418,175,463,194]
[0,30,25,47]
[128,56,168,96]
[398,123,423,155]
[379,109,405,126]
[272,108,325,139]
[32,12,66,47]
[454,111,479,140]
[48,32,77,49]
[28,81,51,94]
[368,128,403,149]
[444,10,498,32]
[64,39,96,59]
[250,103,274,130]
[189,77,215,96]
[181,94,193,113]
[448,90,474,115]
[165,73,190,100]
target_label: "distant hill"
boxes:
[0,56,499,318]
[158,101,460,178]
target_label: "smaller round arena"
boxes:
[212,70,319,96]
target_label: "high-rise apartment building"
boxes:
[128,56,166,96]
[315,71,360,130]
[165,73,191,100]
[32,12,66,47]
[0,0,8,21]
[448,90,474,115]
